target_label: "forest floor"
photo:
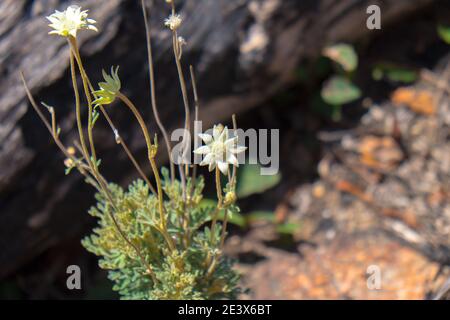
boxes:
[226,24,450,298]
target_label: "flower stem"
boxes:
[77,65,157,195]
[117,92,175,252]
[141,0,175,182]
[210,167,223,243]
[171,31,191,202]
[68,45,155,281]
[69,37,97,165]
[219,209,229,249]
[69,50,92,171]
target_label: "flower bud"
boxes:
[224,191,237,206]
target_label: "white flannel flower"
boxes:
[47,5,98,38]
[164,14,182,31]
[194,125,247,175]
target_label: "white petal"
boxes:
[219,127,228,142]
[227,153,239,167]
[198,133,212,144]
[88,25,98,32]
[208,162,216,172]
[217,161,229,175]
[193,145,210,155]
[231,146,247,154]
[199,153,213,166]
[224,137,237,147]
[213,125,221,140]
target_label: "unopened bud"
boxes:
[224,191,237,206]
[64,158,74,168]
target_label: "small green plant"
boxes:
[321,43,361,121]
[22,1,246,299]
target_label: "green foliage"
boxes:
[372,63,418,83]
[82,171,241,300]
[246,211,301,235]
[437,25,450,44]
[236,164,281,198]
[323,43,358,72]
[318,43,361,121]
[321,75,361,106]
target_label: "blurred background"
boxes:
[1,0,450,299]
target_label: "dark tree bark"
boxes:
[0,0,434,278]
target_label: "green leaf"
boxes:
[246,211,275,224]
[276,222,301,235]
[372,63,418,83]
[321,76,361,106]
[217,210,246,228]
[199,198,216,210]
[236,164,281,198]
[437,24,450,44]
[91,110,100,128]
[323,44,358,72]
[65,166,74,175]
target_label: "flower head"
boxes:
[93,66,121,106]
[47,5,97,38]
[164,14,182,31]
[194,124,247,175]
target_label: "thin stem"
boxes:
[215,167,223,205]
[117,92,175,252]
[21,72,93,181]
[69,47,155,279]
[231,114,238,186]
[117,93,153,164]
[190,65,200,194]
[210,167,223,243]
[70,50,92,171]
[171,31,191,201]
[219,209,229,248]
[141,0,175,182]
[99,105,156,194]
[220,115,238,248]
[24,54,157,282]
[80,68,156,195]
[69,37,97,165]
[97,176,158,283]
